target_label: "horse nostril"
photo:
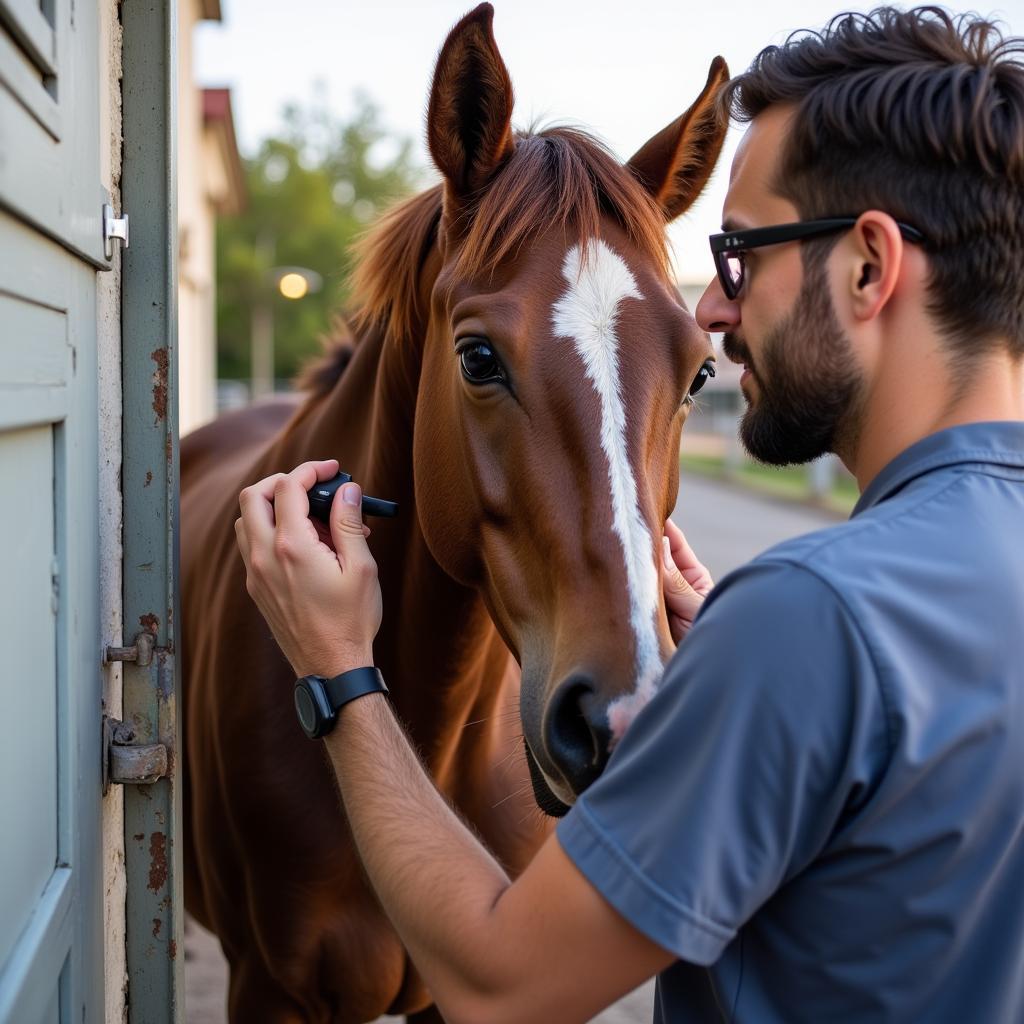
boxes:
[544,676,612,797]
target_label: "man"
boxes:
[235,8,1024,1022]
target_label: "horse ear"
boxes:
[627,57,731,222]
[427,3,515,226]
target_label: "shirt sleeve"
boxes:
[556,559,884,965]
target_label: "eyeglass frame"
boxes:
[708,217,927,300]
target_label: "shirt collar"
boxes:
[853,421,1024,517]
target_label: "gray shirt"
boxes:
[558,422,1024,1023]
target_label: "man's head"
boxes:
[697,7,1024,467]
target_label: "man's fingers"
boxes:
[238,473,287,545]
[274,460,340,535]
[664,518,714,595]
[234,516,251,565]
[665,518,699,568]
[661,536,692,594]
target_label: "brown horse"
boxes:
[181,5,727,1021]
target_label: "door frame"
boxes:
[121,2,183,1019]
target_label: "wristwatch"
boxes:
[293,666,389,739]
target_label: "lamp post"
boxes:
[250,264,323,399]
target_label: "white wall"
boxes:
[178,0,218,436]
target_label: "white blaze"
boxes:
[552,240,663,743]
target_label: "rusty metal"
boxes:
[104,631,155,667]
[121,0,182,1017]
[102,715,170,795]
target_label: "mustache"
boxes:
[722,332,753,370]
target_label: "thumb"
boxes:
[330,483,372,564]
[662,536,696,598]
[662,536,704,634]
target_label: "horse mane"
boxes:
[299,126,670,397]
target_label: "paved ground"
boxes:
[184,475,839,1022]
[670,472,842,584]
[184,918,656,1024]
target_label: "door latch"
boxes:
[102,632,169,794]
[105,631,153,667]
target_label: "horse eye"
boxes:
[458,340,505,384]
[687,360,716,398]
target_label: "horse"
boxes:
[180,4,728,1020]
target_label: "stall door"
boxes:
[0,0,107,1019]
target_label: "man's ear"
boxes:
[846,212,905,323]
[426,3,515,238]
[627,57,730,222]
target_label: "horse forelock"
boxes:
[450,127,671,292]
[340,126,669,352]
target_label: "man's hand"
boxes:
[234,459,382,678]
[662,518,714,644]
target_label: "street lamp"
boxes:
[250,266,323,399]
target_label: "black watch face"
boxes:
[294,684,319,737]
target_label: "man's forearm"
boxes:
[324,693,514,1018]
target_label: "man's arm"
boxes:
[235,462,673,1024]
[326,694,672,1024]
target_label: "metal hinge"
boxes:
[102,716,168,794]
[102,632,168,794]
[102,202,129,260]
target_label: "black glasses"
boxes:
[709,217,927,300]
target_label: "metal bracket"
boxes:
[102,202,130,260]
[105,631,154,667]
[102,716,168,795]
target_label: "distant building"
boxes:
[178,0,246,435]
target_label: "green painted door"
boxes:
[0,0,108,1019]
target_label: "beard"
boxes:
[723,259,863,466]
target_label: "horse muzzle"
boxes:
[520,670,617,815]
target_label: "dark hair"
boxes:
[722,6,1024,357]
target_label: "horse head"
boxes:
[388,5,728,813]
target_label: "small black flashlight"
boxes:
[306,471,399,523]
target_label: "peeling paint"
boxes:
[148,832,168,892]
[145,470,153,487]
[139,612,160,634]
[133,833,144,843]
[168,939,177,960]
[151,348,169,421]
[152,917,162,938]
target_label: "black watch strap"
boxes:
[323,666,388,712]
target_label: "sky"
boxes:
[195,0,1024,283]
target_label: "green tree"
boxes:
[216,93,424,383]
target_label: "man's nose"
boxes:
[695,276,739,333]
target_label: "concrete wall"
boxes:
[97,1,127,1020]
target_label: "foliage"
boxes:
[215,93,424,382]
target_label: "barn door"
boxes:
[0,0,108,1020]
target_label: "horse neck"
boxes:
[273,302,513,764]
